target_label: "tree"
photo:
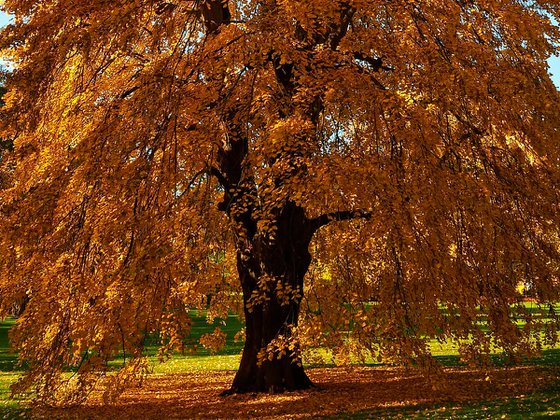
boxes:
[1,0,560,404]
[0,71,22,316]
[0,76,12,186]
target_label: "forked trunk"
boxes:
[227,202,315,393]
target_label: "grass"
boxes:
[0,318,27,419]
[336,387,560,419]
[107,311,245,372]
[0,319,17,372]
[1,310,559,419]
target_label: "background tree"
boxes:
[0,69,24,316]
[0,72,12,187]
[1,0,560,404]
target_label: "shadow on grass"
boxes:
[0,405,30,419]
[0,319,18,372]
[341,380,560,419]
[432,348,560,368]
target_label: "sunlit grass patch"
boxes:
[0,372,27,420]
[151,354,240,373]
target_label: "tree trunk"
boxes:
[200,0,327,395]
[227,202,315,393]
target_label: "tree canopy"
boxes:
[1,0,560,405]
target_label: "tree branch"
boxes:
[353,53,392,72]
[207,165,230,189]
[182,165,229,196]
[329,3,355,50]
[310,209,372,232]
[201,0,231,35]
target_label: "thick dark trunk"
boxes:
[230,289,313,393]
[227,202,315,393]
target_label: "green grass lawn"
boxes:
[0,318,27,419]
[1,310,559,419]
[145,314,244,374]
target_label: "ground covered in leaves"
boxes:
[31,365,559,419]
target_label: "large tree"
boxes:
[1,0,560,404]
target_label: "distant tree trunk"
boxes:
[10,295,28,317]
[228,202,315,393]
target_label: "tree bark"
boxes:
[200,0,364,394]
[227,202,315,393]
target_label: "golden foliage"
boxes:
[0,0,559,402]
[199,327,227,354]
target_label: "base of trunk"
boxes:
[224,357,313,394]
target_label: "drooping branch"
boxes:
[180,165,229,197]
[197,0,249,201]
[310,209,372,233]
[353,53,392,72]
[207,165,230,190]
